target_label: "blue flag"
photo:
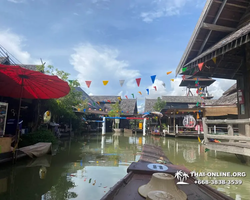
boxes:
[151,75,156,84]
[146,89,149,95]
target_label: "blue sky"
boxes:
[0,0,236,112]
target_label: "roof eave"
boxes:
[175,0,213,76]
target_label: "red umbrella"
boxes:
[0,63,70,150]
[0,64,70,99]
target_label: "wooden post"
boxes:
[176,125,178,134]
[214,125,216,134]
[245,124,250,137]
[167,125,169,133]
[209,127,211,133]
[202,117,208,143]
[173,111,176,135]
[227,124,234,143]
[198,125,200,134]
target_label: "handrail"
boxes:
[202,117,250,144]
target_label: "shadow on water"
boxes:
[0,133,249,200]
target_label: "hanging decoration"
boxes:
[212,57,216,64]
[125,95,128,99]
[146,89,149,95]
[136,78,141,87]
[197,112,200,119]
[119,80,125,87]
[182,67,187,72]
[85,81,92,88]
[131,94,134,98]
[170,79,174,82]
[107,100,111,103]
[83,109,86,112]
[153,86,157,91]
[103,81,109,86]
[166,71,172,75]
[97,102,100,105]
[162,83,165,87]
[182,75,185,80]
[198,63,204,71]
[118,97,121,101]
[138,91,142,95]
[151,75,156,84]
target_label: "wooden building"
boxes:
[175,0,250,136]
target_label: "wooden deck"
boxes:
[101,144,233,200]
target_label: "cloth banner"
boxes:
[151,75,156,84]
[119,80,125,87]
[103,81,109,86]
[166,71,172,75]
[146,89,149,95]
[85,81,91,88]
[136,78,141,87]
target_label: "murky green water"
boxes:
[0,133,249,200]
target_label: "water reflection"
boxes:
[0,134,249,200]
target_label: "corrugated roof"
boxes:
[213,83,237,105]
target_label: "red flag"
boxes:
[107,100,111,103]
[182,75,185,80]
[196,89,198,94]
[125,95,128,99]
[85,81,92,88]
[198,63,204,71]
[153,86,157,91]
[136,78,141,87]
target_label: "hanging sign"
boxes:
[183,115,196,128]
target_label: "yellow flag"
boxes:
[212,57,216,64]
[198,137,201,143]
[138,91,142,95]
[103,80,109,86]
[197,113,199,119]
[170,79,174,82]
[167,71,172,75]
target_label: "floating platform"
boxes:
[101,144,233,200]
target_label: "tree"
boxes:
[153,97,166,112]
[108,101,121,129]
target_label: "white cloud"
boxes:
[146,79,168,98]
[137,102,145,113]
[140,0,203,22]
[70,43,140,94]
[0,29,41,64]
[7,0,25,3]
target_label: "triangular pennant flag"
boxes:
[88,103,91,106]
[125,95,128,99]
[119,80,125,87]
[85,81,92,88]
[182,75,185,80]
[146,89,149,95]
[97,102,100,105]
[118,97,121,101]
[151,75,156,84]
[138,91,142,95]
[196,89,198,94]
[153,86,157,91]
[170,79,174,82]
[182,67,187,72]
[197,113,199,119]
[196,102,199,106]
[198,63,204,71]
[162,83,165,87]
[136,78,141,87]
[131,94,134,98]
[93,102,95,106]
[166,71,172,75]
[212,57,216,64]
[107,100,111,103]
[103,80,109,86]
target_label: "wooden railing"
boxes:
[202,117,250,144]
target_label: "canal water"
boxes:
[0,133,249,200]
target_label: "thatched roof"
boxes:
[74,87,102,110]
[212,83,237,105]
[90,96,137,115]
[162,96,214,104]
[0,57,10,65]
[144,99,158,112]
[91,96,120,103]
[120,99,137,115]
[0,57,38,71]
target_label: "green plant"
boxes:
[153,97,166,112]
[19,129,58,147]
[162,123,168,130]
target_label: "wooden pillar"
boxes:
[202,117,208,144]
[173,110,176,135]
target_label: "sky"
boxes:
[0,0,236,113]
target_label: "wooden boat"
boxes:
[101,144,233,200]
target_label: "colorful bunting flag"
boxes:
[162,83,165,87]
[182,67,187,72]
[151,75,156,84]
[125,95,128,99]
[107,100,111,103]
[212,57,216,64]
[83,109,86,112]
[146,89,149,95]
[166,71,172,75]
[153,86,157,91]
[119,80,125,87]
[97,102,100,105]
[138,91,142,95]
[196,102,199,106]
[85,81,92,88]
[103,80,109,86]
[182,75,185,80]
[170,79,174,82]
[197,113,199,119]
[136,78,141,87]
[118,97,121,101]
[131,94,134,98]
[198,63,204,71]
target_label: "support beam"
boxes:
[201,23,236,32]
[102,117,106,135]
[143,118,146,136]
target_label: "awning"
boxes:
[180,22,250,75]
[204,106,238,117]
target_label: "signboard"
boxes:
[139,122,142,129]
[183,115,196,128]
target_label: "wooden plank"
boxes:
[207,134,250,141]
[203,117,209,143]
[205,118,250,124]
[202,23,236,32]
